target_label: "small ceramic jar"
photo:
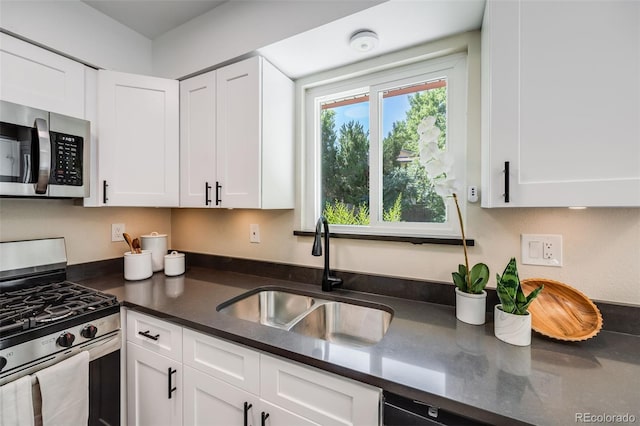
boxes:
[164,251,185,276]
[124,250,153,280]
[141,231,168,272]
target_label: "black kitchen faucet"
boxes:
[312,216,343,292]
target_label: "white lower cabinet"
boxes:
[127,312,381,426]
[127,342,182,426]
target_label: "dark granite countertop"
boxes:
[80,267,640,426]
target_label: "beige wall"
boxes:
[170,207,640,306]
[0,199,171,265]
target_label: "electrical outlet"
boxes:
[521,234,562,267]
[250,224,260,243]
[111,223,125,242]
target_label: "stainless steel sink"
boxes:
[217,290,315,329]
[289,302,392,346]
[217,288,393,346]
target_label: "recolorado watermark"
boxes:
[576,413,637,423]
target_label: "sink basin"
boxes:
[217,290,315,329]
[218,288,393,346]
[289,302,392,346]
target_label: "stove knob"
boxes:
[57,332,75,348]
[0,356,7,371]
[81,325,98,339]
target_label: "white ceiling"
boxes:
[80,0,486,79]
[259,0,486,78]
[82,0,227,40]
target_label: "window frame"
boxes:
[301,52,469,238]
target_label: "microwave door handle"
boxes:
[34,118,51,194]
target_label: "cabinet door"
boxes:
[180,71,217,207]
[98,70,179,207]
[481,0,640,207]
[261,354,381,426]
[183,365,258,426]
[183,328,259,394]
[0,33,85,118]
[127,342,182,426]
[216,56,261,208]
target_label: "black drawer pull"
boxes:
[244,402,253,426]
[167,368,177,399]
[138,330,159,341]
[261,412,270,426]
[103,180,109,204]
[504,161,510,203]
[205,181,212,206]
[215,181,222,206]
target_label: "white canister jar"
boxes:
[141,232,168,272]
[164,251,185,276]
[124,250,153,281]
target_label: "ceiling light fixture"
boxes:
[349,30,379,53]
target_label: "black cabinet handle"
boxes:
[167,368,177,399]
[205,181,212,206]
[103,180,109,204]
[243,402,252,426]
[215,181,222,206]
[138,330,159,341]
[261,412,270,426]
[504,161,510,203]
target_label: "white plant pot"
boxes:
[494,304,532,346]
[455,288,487,325]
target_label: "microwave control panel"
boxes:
[49,131,83,186]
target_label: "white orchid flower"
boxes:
[433,177,458,197]
[424,152,453,177]
[417,116,437,136]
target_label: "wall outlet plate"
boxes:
[521,234,562,267]
[250,224,260,243]
[111,223,125,242]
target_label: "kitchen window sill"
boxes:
[292,230,474,246]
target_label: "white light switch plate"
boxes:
[521,234,562,267]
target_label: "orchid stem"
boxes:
[453,193,470,291]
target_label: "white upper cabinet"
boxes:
[179,56,294,209]
[98,70,179,207]
[180,70,217,207]
[0,33,86,119]
[215,56,294,209]
[481,0,640,207]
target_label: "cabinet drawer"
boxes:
[126,310,182,361]
[183,328,260,394]
[261,354,381,426]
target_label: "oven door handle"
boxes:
[34,118,51,195]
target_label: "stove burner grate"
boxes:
[0,281,118,336]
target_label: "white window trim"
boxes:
[297,50,470,239]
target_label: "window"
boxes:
[302,53,468,238]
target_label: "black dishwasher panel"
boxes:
[383,391,487,426]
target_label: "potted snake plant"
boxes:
[494,257,544,346]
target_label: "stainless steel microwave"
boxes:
[0,100,90,198]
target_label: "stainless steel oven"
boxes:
[0,238,120,426]
[0,100,90,198]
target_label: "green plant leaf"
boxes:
[452,271,467,292]
[497,284,517,313]
[518,284,544,313]
[469,263,489,294]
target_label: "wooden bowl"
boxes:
[520,278,603,342]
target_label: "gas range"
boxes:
[0,238,121,385]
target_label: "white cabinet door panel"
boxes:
[481,0,640,207]
[183,328,260,394]
[0,33,85,118]
[183,365,257,426]
[98,70,178,206]
[179,71,216,207]
[216,56,261,208]
[127,342,182,426]
[261,354,381,426]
